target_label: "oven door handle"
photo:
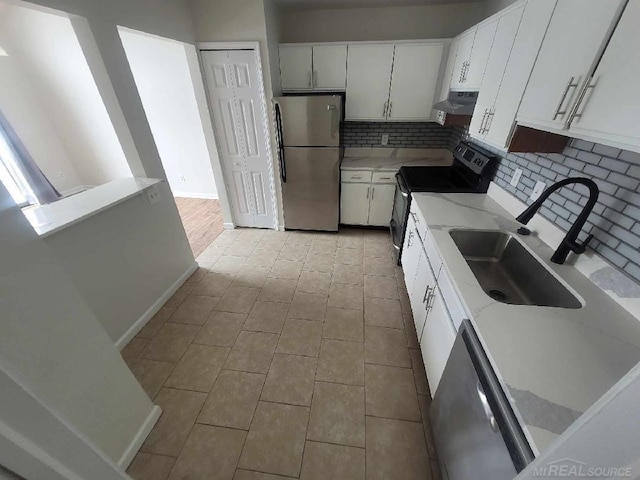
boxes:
[396,173,409,198]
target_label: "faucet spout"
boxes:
[515,177,599,264]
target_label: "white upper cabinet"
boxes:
[450,30,475,89]
[312,45,347,90]
[437,38,459,102]
[469,3,525,140]
[484,0,556,148]
[388,44,444,121]
[517,0,626,132]
[567,0,640,152]
[279,46,313,91]
[345,44,395,120]
[464,18,499,90]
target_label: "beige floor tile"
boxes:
[170,295,220,326]
[287,291,327,321]
[337,233,363,249]
[165,283,195,308]
[191,272,234,297]
[278,244,310,262]
[165,344,229,392]
[212,230,240,246]
[142,388,207,456]
[198,370,265,430]
[335,247,363,266]
[211,255,247,275]
[276,319,323,357]
[168,424,246,480]
[194,312,247,347]
[137,306,176,339]
[365,326,411,368]
[127,452,175,480]
[296,270,331,295]
[300,441,365,480]
[364,256,396,277]
[233,265,271,288]
[128,358,175,400]
[364,241,392,258]
[285,231,315,245]
[225,331,278,374]
[404,314,419,348]
[238,401,309,477]
[261,354,317,406]
[257,236,287,252]
[225,241,258,257]
[215,286,261,314]
[309,241,337,255]
[244,301,289,334]
[364,230,390,243]
[246,248,280,268]
[198,244,227,262]
[399,288,412,315]
[187,264,212,283]
[366,416,429,480]
[323,307,363,342]
[328,282,364,310]
[365,364,421,421]
[236,228,266,243]
[331,263,364,285]
[269,259,303,279]
[410,348,430,396]
[316,339,364,386]
[258,277,297,303]
[307,382,365,447]
[121,337,150,364]
[141,323,200,363]
[234,470,293,480]
[418,394,438,460]
[303,253,335,273]
[364,297,404,329]
[364,275,399,299]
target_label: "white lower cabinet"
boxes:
[410,250,437,344]
[341,170,395,227]
[367,184,395,226]
[340,183,370,225]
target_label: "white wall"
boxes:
[483,0,519,17]
[277,2,488,43]
[0,56,84,194]
[0,182,154,470]
[0,5,133,187]
[120,29,218,199]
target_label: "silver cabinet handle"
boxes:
[410,212,419,225]
[477,381,500,433]
[463,60,470,83]
[308,71,312,88]
[379,176,392,180]
[371,186,375,200]
[478,109,489,134]
[388,102,393,118]
[407,230,414,247]
[423,285,432,303]
[366,187,370,199]
[313,70,317,88]
[552,76,579,120]
[568,76,596,123]
[351,175,362,179]
[485,110,495,133]
[458,63,465,83]
[383,101,387,117]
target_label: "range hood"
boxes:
[433,91,478,115]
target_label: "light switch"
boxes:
[381,134,389,146]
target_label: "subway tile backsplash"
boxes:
[341,121,453,148]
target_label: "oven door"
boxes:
[390,173,410,265]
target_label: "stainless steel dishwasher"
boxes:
[430,320,534,480]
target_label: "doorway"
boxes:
[200,47,277,229]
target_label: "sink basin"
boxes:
[449,230,582,309]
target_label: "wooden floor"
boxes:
[174,197,224,257]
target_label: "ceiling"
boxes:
[276,0,484,11]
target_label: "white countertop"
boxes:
[412,192,640,455]
[23,178,162,238]
[341,147,453,171]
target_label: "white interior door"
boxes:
[201,49,275,228]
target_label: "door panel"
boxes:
[345,45,394,120]
[279,45,313,91]
[465,19,499,89]
[341,183,370,226]
[421,289,456,393]
[283,147,340,231]
[275,96,342,147]
[313,45,347,90]
[368,184,396,226]
[450,30,475,89]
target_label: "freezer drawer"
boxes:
[274,95,341,147]
[282,147,340,231]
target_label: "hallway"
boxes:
[175,197,224,257]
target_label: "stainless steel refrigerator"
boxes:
[273,95,342,231]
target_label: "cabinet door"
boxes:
[280,46,313,91]
[367,184,396,226]
[420,289,456,394]
[485,0,556,148]
[437,38,459,102]
[387,43,444,121]
[340,183,370,225]
[464,19,499,90]
[568,0,640,152]
[345,45,394,120]
[313,45,347,91]
[450,30,475,89]
[517,0,625,131]
[401,214,422,295]
[469,4,525,140]
[411,250,437,343]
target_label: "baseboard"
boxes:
[115,263,198,350]
[117,405,162,469]
[173,192,219,200]
[223,222,235,230]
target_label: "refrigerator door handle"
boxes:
[328,103,338,140]
[274,102,286,183]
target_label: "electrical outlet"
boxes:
[178,174,186,183]
[530,181,546,201]
[146,185,161,205]
[510,168,522,187]
[381,134,389,146]
[57,171,65,179]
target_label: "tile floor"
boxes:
[121,228,441,480]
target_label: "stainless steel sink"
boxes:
[449,230,582,308]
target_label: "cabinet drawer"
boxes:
[372,171,396,184]
[341,170,372,183]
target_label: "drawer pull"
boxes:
[351,175,362,179]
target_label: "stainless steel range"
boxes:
[390,141,496,264]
